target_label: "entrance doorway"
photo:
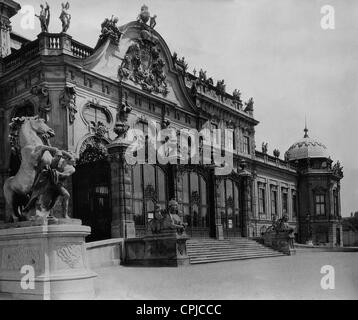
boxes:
[218,179,241,238]
[73,160,111,242]
[180,171,210,238]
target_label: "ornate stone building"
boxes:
[0,1,344,246]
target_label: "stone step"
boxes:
[186,238,284,264]
[187,244,262,249]
[187,248,277,255]
[189,253,285,264]
[189,251,282,259]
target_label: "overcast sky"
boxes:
[11,0,358,216]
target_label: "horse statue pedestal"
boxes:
[123,231,189,267]
[0,219,97,300]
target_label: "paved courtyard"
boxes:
[94,251,358,300]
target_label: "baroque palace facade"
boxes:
[0,1,344,246]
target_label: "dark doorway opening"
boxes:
[73,160,111,242]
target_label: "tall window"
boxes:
[271,187,277,218]
[315,194,326,216]
[132,165,167,228]
[243,136,250,154]
[180,172,209,229]
[258,183,266,215]
[333,190,339,216]
[218,179,240,229]
[292,193,297,217]
[282,189,288,215]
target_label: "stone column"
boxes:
[107,140,135,239]
[214,176,224,240]
[0,1,20,58]
[241,176,251,238]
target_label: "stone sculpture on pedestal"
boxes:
[0,116,96,300]
[124,200,189,267]
[263,215,296,255]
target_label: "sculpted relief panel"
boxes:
[56,243,84,269]
[0,245,42,271]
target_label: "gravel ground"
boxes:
[94,251,358,300]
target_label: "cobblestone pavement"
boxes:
[94,252,358,300]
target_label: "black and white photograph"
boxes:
[0,0,357,305]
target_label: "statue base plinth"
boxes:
[263,231,296,255]
[123,231,189,267]
[0,222,97,300]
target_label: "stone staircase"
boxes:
[186,238,285,264]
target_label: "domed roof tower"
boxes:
[285,124,330,162]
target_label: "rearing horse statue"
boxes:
[3,116,58,222]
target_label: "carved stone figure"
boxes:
[137,4,150,24]
[198,68,207,82]
[23,150,76,219]
[99,16,122,45]
[59,2,71,33]
[150,14,157,28]
[30,85,51,121]
[3,116,76,222]
[332,161,343,177]
[161,200,186,235]
[232,89,243,109]
[216,79,226,95]
[148,204,164,234]
[113,99,132,139]
[273,149,280,158]
[59,86,76,124]
[244,97,254,113]
[36,2,50,33]
[147,200,187,235]
[118,32,168,96]
[262,142,268,154]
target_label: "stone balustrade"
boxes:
[1,33,94,74]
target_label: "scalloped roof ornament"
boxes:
[285,126,330,161]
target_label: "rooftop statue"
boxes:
[198,68,207,82]
[216,79,226,94]
[36,2,50,33]
[137,4,150,24]
[150,14,157,28]
[262,142,268,154]
[59,2,71,33]
[273,148,280,158]
[332,160,344,177]
[99,16,121,45]
[232,89,243,109]
[3,116,76,222]
[244,97,254,113]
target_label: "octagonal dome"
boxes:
[285,127,329,161]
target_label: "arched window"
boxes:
[132,165,167,233]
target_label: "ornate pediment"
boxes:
[118,28,168,97]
